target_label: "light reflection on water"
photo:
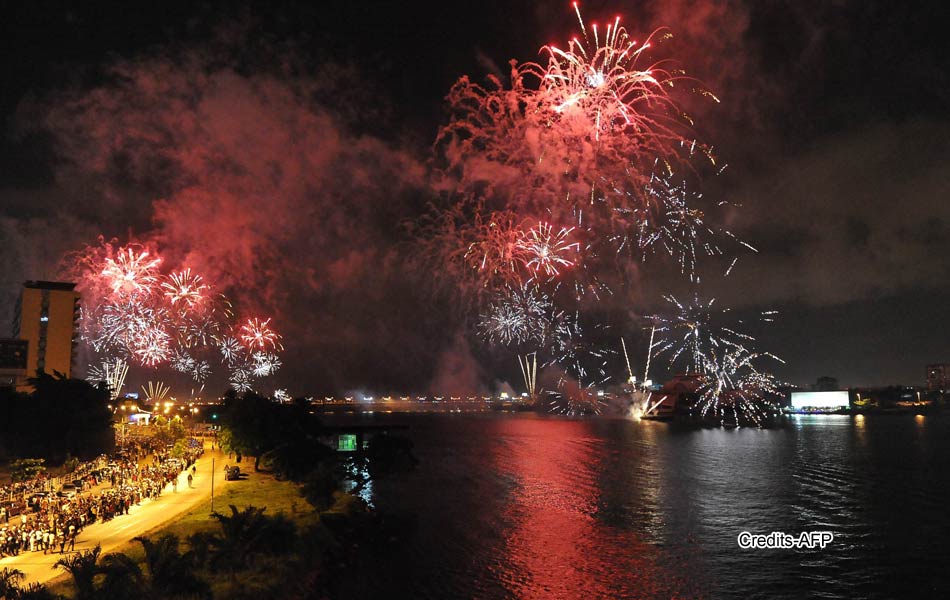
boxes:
[355,413,950,599]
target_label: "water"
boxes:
[350,413,949,599]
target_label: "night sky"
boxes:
[1,0,948,393]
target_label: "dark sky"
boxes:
[1,0,948,393]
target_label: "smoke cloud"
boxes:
[2,29,451,395]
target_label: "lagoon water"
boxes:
[351,413,948,599]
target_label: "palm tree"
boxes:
[1,567,25,599]
[54,546,101,600]
[97,553,145,600]
[209,505,264,574]
[209,505,297,574]
[183,531,217,569]
[133,535,211,599]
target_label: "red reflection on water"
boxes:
[489,417,702,599]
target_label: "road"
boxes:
[0,445,230,586]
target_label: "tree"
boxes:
[170,439,188,460]
[217,393,270,469]
[301,462,343,511]
[132,534,211,600]
[218,393,283,471]
[63,453,80,474]
[1,568,25,599]
[260,437,336,481]
[20,372,114,460]
[96,553,145,600]
[209,505,297,574]
[151,416,187,447]
[55,546,101,600]
[183,532,217,569]
[8,458,46,483]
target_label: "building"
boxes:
[926,364,948,392]
[789,391,850,412]
[11,281,80,390]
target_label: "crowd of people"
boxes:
[1,457,107,508]
[0,441,203,558]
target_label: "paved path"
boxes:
[0,445,230,586]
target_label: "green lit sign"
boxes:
[338,434,357,452]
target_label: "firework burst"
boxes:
[477,284,552,347]
[524,4,696,148]
[100,246,161,296]
[435,2,711,231]
[519,222,578,278]
[218,336,243,365]
[162,268,209,308]
[649,293,768,371]
[604,168,757,281]
[465,212,531,282]
[694,349,783,426]
[229,368,252,393]
[65,238,283,389]
[649,294,782,426]
[545,383,606,417]
[240,318,284,352]
[192,361,211,382]
[251,352,282,377]
[170,349,196,373]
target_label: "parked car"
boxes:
[225,466,241,481]
[1,500,25,518]
[59,483,78,498]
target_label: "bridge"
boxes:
[308,395,536,415]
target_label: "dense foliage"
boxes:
[0,372,114,461]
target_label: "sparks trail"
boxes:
[142,380,170,403]
[603,166,757,281]
[86,357,129,402]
